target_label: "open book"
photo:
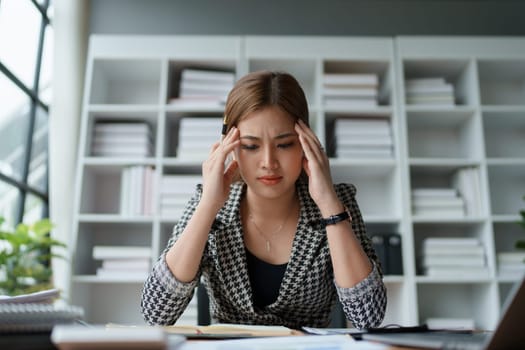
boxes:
[162,323,297,337]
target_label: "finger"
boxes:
[296,124,324,163]
[224,159,239,182]
[297,119,322,149]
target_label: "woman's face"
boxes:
[234,105,303,200]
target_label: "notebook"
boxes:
[362,277,525,350]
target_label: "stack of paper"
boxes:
[411,188,465,217]
[120,165,155,216]
[333,118,393,158]
[405,77,455,106]
[421,237,489,278]
[322,73,379,108]
[170,68,235,108]
[159,174,202,218]
[93,246,152,280]
[497,251,525,278]
[91,121,153,157]
[177,117,222,160]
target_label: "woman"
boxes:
[141,70,386,329]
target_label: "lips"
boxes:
[257,175,283,185]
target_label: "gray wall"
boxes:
[89,0,525,36]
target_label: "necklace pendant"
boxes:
[265,240,271,252]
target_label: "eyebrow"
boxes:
[240,132,297,141]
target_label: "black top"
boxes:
[245,248,288,309]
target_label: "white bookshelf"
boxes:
[70,35,525,328]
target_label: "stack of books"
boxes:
[322,73,379,108]
[159,174,202,218]
[497,251,525,278]
[452,167,482,216]
[91,121,153,157]
[411,188,465,217]
[177,117,222,160]
[170,68,235,108]
[120,165,155,216]
[405,77,455,106]
[93,245,152,280]
[421,237,489,278]
[333,118,393,158]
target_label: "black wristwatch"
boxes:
[322,208,352,227]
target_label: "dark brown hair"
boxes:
[223,71,309,131]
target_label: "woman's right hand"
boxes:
[200,126,240,211]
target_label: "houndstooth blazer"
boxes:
[141,181,386,329]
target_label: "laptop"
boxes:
[362,277,525,350]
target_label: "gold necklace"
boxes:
[248,212,290,252]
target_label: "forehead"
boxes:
[238,106,295,130]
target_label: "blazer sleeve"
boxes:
[333,183,387,329]
[140,185,204,325]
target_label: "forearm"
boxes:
[319,201,372,288]
[165,201,217,282]
[326,220,372,287]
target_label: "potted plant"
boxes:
[0,217,66,296]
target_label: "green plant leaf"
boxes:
[32,219,54,236]
[516,240,525,250]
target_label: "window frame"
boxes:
[0,0,51,224]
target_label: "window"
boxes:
[0,0,52,228]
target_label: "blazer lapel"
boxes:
[213,183,255,314]
[270,182,326,308]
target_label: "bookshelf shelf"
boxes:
[71,35,525,329]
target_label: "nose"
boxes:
[261,145,279,170]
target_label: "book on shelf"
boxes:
[176,68,235,105]
[177,117,222,160]
[180,68,235,84]
[334,118,391,135]
[324,96,378,109]
[411,187,465,217]
[92,121,153,157]
[323,73,379,87]
[404,77,455,106]
[160,175,202,218]
[370,233,403,275]
[423,244,485,256]
[93,121,151,134]
[336,148,392,159]
[333,117,393,158]
[323,87,378,97]
[95,269,149,280]
[405,77,447,87]
[421,236,488,276]
[92,246,152,260]
[497,251,525,278]
[335,134,393,146]
[423,255,486,267]
[423,237,482,247]
[425,266,490,279]
[452,167,482,216]
[120,166,155,216]
[101,258,151,270]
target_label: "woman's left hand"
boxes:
[295,120,341,214]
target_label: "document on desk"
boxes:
[177,334,388,350]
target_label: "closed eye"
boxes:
[277,142,294,149]
[241,144,259,151]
